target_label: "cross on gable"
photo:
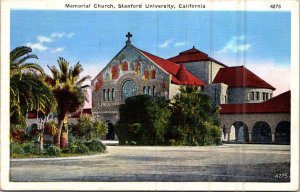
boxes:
[126,32,132,44]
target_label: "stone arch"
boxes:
[275,121,290,144]
[230,121,249,142]
[252,121,272,143]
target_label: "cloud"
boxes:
[26,42,48,51]
[159,39,173,48]
[26,32,74,52]
[51,47,65,53]
[217,36,251,54]
[174,41,186,47]
[67,32,75,38]
[51,32,74,39]
[36,35,53,43]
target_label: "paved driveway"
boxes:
[10,144,290,182]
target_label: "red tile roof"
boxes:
[220,91,290,114]
[27,112,37,119]
[137,48,206,86]
[168,47,227,67]
[212,66,275,90]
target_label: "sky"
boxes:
[10,10,291,107]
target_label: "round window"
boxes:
[122,80,137,100]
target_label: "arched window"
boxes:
[107,88,110,100]
[143,86,146,94]
[255,92,260,100]
[122,79,137,100]
[263,92,266,100]
[103,89,106,101]
[248,91,254,100]
[148,86,151,95]
[152,86,156,98]
[112,88,115,100]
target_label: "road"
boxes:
[10,144,290,182]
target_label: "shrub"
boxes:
[75,143,90,154]
[46,146,61,156]
[10,128,26,143]
[22,141,40,154]
[70,115,108,141]
[84,140,106,152]
[62,145,77,154]
[10,142,24,154]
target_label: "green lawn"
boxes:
[11,151,107,159]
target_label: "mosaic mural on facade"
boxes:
[92,45,169,95]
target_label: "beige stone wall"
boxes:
[203,83,228,105]
[184,61,210,83]
[210,61,225,83]
[169,83,181,99]
[228,87,274,104]
[183,61,225,84]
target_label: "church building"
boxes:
[91,33,290,144]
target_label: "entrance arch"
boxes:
[105,120,116,140]
[252,121,272,143]
[275,121,290,144]
[230,121,249,142]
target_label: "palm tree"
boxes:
[10,46,56,126]
[10,46,44,76]
[47,57,91,148]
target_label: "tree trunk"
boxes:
[54,120,63,147]
[60,127,68,149]
[39,134,44,152]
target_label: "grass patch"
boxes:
[11,150,107,159]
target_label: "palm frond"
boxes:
[15,54,38,66]
[76,75,91,86]
[10,46,33,65]
[20,63,44,74]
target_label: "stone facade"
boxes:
[183,61,225,84]
[203,83,228,105]
[92,44,170,123]
[228,87,273,104]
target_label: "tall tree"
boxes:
[46,57,90,148]
[167,86,221,145]
[10,46,56,126]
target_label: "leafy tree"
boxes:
[46,57,91,148]
[116,95,170,145]
[167,86,221,145]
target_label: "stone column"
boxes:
[227,132,230,141]
[272,132,275,143]
[248,132,252,142]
